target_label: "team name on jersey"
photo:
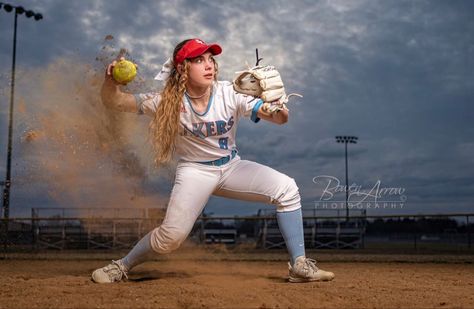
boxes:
[182,116,235,139]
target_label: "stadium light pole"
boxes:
[0,3,43,219]
[335,136,358,221]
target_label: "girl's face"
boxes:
[185,52,216,88]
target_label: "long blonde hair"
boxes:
[149,40,190,166]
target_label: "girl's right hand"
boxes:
[105,57,126,84]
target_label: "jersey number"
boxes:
[218,137,228,150]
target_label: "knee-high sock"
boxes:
[120,231,154,272]
[276,208,306,266]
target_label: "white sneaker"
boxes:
[91,260,128,283]
[288,256,335,283]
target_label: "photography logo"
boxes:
[312,175,407,210]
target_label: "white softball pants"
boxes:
[150,156,301,254]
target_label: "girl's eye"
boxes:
[192,57,214,64]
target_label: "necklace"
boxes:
[185,87,210,99]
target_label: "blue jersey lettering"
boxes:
[218,137,229,149]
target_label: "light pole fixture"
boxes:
[335,136,358,221]
[0,2,43,219]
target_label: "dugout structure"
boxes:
[256,208,367,249]
[194,217,238,244]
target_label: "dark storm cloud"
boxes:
[0,0,473,216]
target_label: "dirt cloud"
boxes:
[9,38,170,217]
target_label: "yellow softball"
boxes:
[112,59,137,84]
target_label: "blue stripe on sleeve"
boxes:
[250,99,263,123]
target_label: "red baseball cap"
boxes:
[174,38,222,65]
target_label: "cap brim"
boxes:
[207,44,222,56]
[187,44,222,59]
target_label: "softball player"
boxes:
[92,38,335,283]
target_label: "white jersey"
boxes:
[134,81,263,162]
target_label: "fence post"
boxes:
[1,218,7,257]
[113,221,116,248]
[30,217,35,251]
[61,219,66,250]
[262,218,268,249]
[414,217,418,251]
[200,218,205,244]
[33,217,40,251]
[468,215,471,250]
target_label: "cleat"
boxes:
[288,256,335,283]
[91,260,128,283]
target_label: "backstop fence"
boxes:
[1,208,473,253]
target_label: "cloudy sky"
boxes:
[0,0,473,218]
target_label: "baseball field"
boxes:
[1,249,473,309]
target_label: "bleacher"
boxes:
[195,218,238,244]
[256,208,366,249]
[31,208,163,250]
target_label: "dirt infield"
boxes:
[1,252,474,309]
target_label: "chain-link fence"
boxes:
[1,208,473,253]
